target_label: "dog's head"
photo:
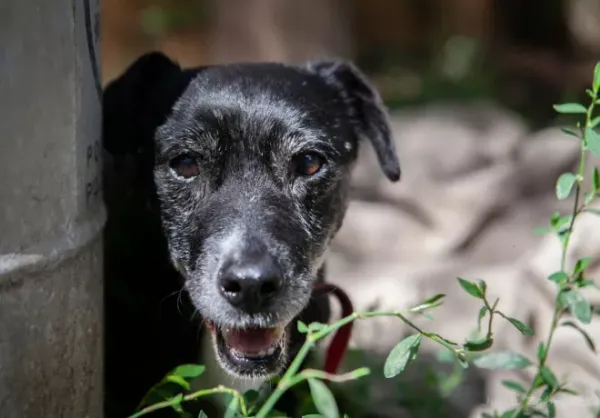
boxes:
[103,52,400,379]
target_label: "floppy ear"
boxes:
[102,52,186,155]
[305,59,401,182]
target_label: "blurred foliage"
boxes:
[368,36,494,110]
[106,0,589,129]
[139,1,209,37]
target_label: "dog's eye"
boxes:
[170,154,200,178]
[293,153,325,176]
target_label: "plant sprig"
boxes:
[496,62,600,418]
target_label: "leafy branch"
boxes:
[491,62,600,418]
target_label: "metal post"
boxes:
[0,0,104,417]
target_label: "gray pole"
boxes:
[0,0,104,417]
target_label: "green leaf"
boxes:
[557,386,579,396]
[593,61,600,93]
[537,342,546,362]
[478,279,488,296]
[170,364,205,379]
[560,127,580,138]
[437,348,456,364]
[587,128,600,155]
[560,320,597,353]
[500,410,519,418]
[574,257,591,274]
[591,117,600,129]
[243,389,260,408]
[555,173,577,200]
[422,293,446,304]
[548,271,569,285]
[420,312,435,321]
[548,401,556,418]
[541,386,553,402]
[561,289,592,324]
[593,168,600,192]
[577,279,599,289]
[409,293,446,312]
[473,351,533,370]
[502,380,526,394]
[308,322,327,332]
[553,103,587,114]
[533,227,552,235]
[297,321,308,334]
[464,337,494,352]
[557,229,571,246]
[302,415,324,418]
[497,312,534,336]
[457,278,484,299]
[165,375,191,390]
[308,379,339,418]
[224,395,240,418]
[552,214,573,232]
[532,374,546,390]
[171,393,184,405]
[265,411,288,418]
[198,412,208,418]
[478,306,488,330]
[383,334,422,378]
[171,406,186,415]
[456,352,469,369]
[540,366,559,389]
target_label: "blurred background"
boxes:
[100,1,600,417]
[102,0,600,127]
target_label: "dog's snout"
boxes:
[218,253,283,312]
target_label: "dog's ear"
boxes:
[103,52,186,155]
[305,59,401,182]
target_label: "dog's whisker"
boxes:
[159,289,183,305]
[173,287,187,316]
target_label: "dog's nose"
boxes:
[218,254,283,312]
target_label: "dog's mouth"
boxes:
[206,321,288,377]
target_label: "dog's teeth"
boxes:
[232,344,277,358]
[253,347,274,357]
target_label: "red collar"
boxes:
[312,283,354,374]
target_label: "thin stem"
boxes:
[283,368,370,389]
[484,299,496,338]
[127,386,247,418]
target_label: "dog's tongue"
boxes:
[224,327,279,354]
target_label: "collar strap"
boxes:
[312,283,354,374]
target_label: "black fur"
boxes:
[103,52,399,417]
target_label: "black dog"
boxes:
[102,52,400,417]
